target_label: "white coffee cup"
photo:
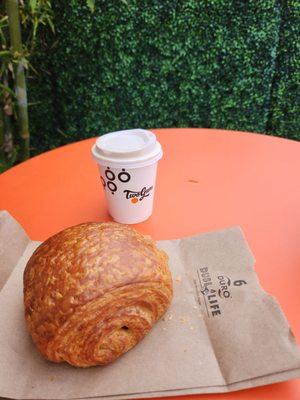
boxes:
[92,129,163,224]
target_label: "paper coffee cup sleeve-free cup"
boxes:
[92,129,163,224]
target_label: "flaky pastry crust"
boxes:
[23,222,173,367]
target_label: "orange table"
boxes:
[1,128,300,399]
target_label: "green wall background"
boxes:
[28,0,300,154]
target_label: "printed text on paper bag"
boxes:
[194,267,247,318]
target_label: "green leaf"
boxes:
[0,16,8,22]
[0,51,11,57]
[120,0,129,5]
[47,16,55,33]
[87,0,95,12]
[21,57,29,69]
[28,62,38,74]
[27,101,42,107]
[30,0,37,12]
[0,83,16,98]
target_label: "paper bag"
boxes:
[0,210,299,400]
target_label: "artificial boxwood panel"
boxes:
[29,0,300,154]
[267,0,300,140]
[27,52,56,154]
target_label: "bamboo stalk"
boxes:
[6,0,29,161]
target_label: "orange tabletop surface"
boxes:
[1,128,300,399]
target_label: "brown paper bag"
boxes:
[0,210,299,400]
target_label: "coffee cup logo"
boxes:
[101,167,131,194]
[101,167,153,205]
[124,186,153,204]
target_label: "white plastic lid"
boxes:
[92,129,163,168]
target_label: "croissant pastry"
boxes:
[23,222,173,367]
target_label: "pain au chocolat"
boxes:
[23,222,173,367]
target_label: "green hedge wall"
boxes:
[267,0,300,140]
[28,0,300,154]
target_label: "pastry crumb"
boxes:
[175,275,182,282]
[179,316,189,323]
